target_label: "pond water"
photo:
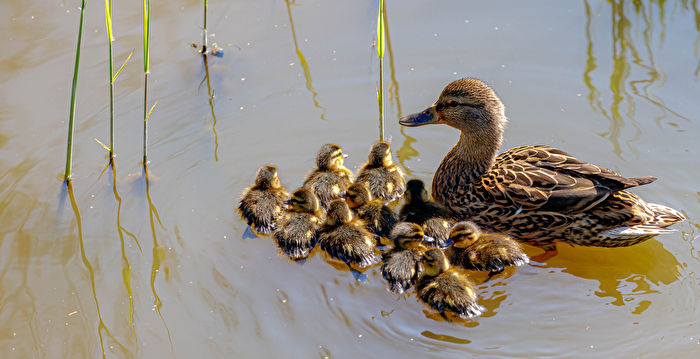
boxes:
[1,0,699,357]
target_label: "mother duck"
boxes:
[400,78,685,259]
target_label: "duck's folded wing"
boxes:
[482,145,656,214]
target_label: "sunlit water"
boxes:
[1,0,699,357]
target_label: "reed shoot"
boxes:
[203,0,208,52]
[143,0,151,164]
[64,0,87,181]
[377,0,386,141]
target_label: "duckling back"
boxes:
[355,200,398,238]
[356,166,406,203]
[319,222,379,268]
[381,248,423,294]
[303,170,353,209]
[238,167,289,234]
[274,211,322,259]
[447,232,529,273]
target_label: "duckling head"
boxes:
[400,79,507,162]
[449,221,482,248]
[390,222,426,250]
[367,141,393,167]
[255,165,280,189]
[404,179,429,204]
[422,248,450,277]
[317,143,347,170]
[345,182,372,209]
[326,199,352,226]
[289,187,319,213]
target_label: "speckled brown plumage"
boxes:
[356,141,406,203]
[401,78,685,249]
[238,165,289,234]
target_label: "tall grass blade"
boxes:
[113,50,134,82]
[377,0,386,141]
[64,0,88,181]
[203,0,208,52]
[143,0,151,164]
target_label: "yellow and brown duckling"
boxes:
[319,199,380,268]
[401,78,685,258]
[303,143,354,210]
[422,217,453,248]
[398,179,452,225]
[345,182,398,238]
[416,248,484,319]
[381,222,428,294]
[356,141,406,203]
[274,188,324,259]
[444,221,529,274]
[238,165,289,234]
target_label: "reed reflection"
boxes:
[143,165,174,351]
[201,55,219,162]
[583,0,694,157]
[66,181,128,358]
[383,2,418,176]
[285,0,327,121]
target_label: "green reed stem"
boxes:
[203,0,208,51]
[377,0,386,141]
[143,0,150,164]
[105,0,115,158]
[64,0,87,181]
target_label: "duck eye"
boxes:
[448,101,459,106]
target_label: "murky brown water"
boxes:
[1,0,699,357]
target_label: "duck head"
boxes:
[421,248,450,277]
[404,179,429,204]
[325,199,352,226]
[345,182,372,209]
[317,143,347,170]
[390,222,427,250]
[255,165,281,189]
[288,187,319,213]
[449,221,481,248]
[400,79,508,163]
[367,141,393,167]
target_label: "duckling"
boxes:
[274,188,324,259]
[381,222,428,293]
[238,165,289,234]
[319,199,380,268]
[303,143,354,209]
[445,221,529,273]
[416,248,484,319]
[400,78,685,258]
[345,182,398,238]
[398,179,452,225]
[422,217,453,248]
[356,141,406,203]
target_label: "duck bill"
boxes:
[399,104,441,127]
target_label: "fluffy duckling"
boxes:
[303,143,354,209]
[416,248,484,319]
[319,199,379,268]
[274,188,324,259]
[356,141,406,203]
[445,221,529,273]
[398,179,452,225]
[422,217,453,248]
[238,165,289,234]
[381,222,427,293]
[345,182,398,238]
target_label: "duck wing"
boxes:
[482,145,656,214]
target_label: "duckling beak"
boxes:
[342,154,349,159]
[283,199,292,205]
[399,103,440,127]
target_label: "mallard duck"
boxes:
[319,199,379,268]
[381,222,427,293]
[444,221,529,273]
[422,217,452,248]
[356,141,406,203]
[400,78,685,258]
[416,248,484,319]
[238,165,289,234]
[303,143,354,209]
[345,182,398,238]
[273,188,324,259]
[398,179,452,225]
